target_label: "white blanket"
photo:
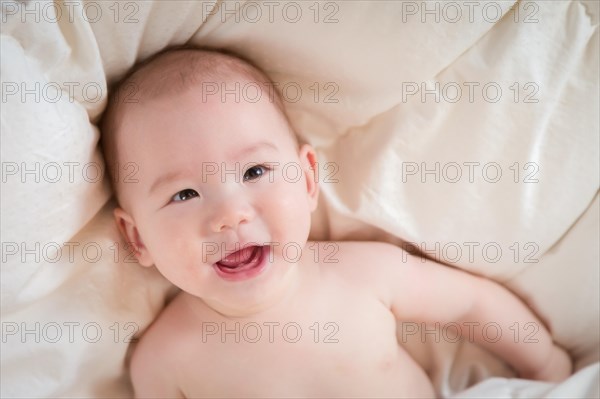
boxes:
[1,0,598,397]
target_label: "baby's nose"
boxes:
[209,198,256,232]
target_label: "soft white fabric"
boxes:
[1,0,598,397]
[451,363,600,398]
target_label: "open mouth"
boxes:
[214,245,269,281]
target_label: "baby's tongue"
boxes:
[218,246,256,267]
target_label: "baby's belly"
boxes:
[183,345,435,398]
[310,347,436,398]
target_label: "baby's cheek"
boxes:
[269,187,301,218]
[269,185,311,240]
[145,219,191,261]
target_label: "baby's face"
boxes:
[113,80,318,316]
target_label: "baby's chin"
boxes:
[200,254,300,318]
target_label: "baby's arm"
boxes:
[372,243,572,382]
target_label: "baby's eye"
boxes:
[244,165,269,181]
[171,188,199,202]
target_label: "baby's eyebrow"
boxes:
[232,141,278,159]
[148,170,190,195]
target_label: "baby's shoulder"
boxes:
[314,240,408,289]
[137,292,198,350]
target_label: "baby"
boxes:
[101,47,572,398]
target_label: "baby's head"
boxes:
[101,47,319,316]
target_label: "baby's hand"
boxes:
[521,344,573,382]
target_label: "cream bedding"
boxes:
[1,0,599,397]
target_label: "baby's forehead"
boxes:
[123,50,268,102]
[115,52,290,133]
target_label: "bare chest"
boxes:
[179,297,434,398]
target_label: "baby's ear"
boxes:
[113,207,154,267]
[298,144,320,211]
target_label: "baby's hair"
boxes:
[100,45,292,203]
